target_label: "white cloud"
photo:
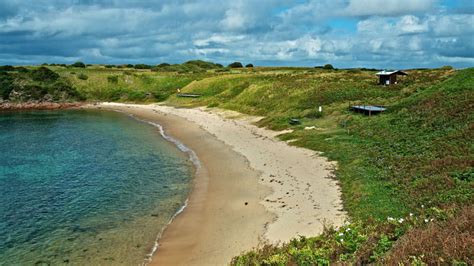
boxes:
[0,0,472,68]
[343,0,436,16]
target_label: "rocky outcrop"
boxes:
[0,101,84,111]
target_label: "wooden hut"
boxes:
[376,70,407,85]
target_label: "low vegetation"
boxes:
[0,66,82,102]
[1,62,472,264]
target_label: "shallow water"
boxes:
[0,110,193,265]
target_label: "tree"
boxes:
[134,64,152,69]
[323,64,334,70]
[228,62,243,68]
[245,64,254,68]
[71,61,86,68]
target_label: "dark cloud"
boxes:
[0,0,472,67]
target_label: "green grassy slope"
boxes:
[2,64,471,264]
[166,68,472,264]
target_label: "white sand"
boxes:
[101,102,346,245]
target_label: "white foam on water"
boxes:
[111,110,199,265]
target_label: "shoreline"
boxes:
[0,102,85,111]
[91,102,346,265]
[93,103,274,265]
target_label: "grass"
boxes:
[165,67,472,264]
[2,64,472,264]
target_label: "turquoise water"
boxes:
[0,110,193,265]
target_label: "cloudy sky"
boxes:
[0,0,473,68]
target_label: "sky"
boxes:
[0,0,473,68]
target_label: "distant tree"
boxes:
[440,65,453,70]
[125,64,134,68]
[71,61,86,68]
[157,63,171,67]
[323,64,334,70]
[134,64,152,69]
[31,67,60,82]
[245,64,254,68]
[228,62,243,68]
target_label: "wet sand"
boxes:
[94,103,346,265]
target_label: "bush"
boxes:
[323,64,335,70]
[71,61,86,68]
[134,64,152,69]
[15,67,29,73]
[0,65,15,72]
[246,64,254,68]
[0,72,15,99]
[228,62,243,68]
[31,67,60,82]
[107,75,119,83]
[77,73,88,80]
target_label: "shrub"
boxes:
[0,72,15,99]
[77,73,88,80]
[15,67,29,73]
[71,61,86,68]
[107,75,119,83]
[134,64,152,69]
[0,65,15,72]
[31,67,60,82]
[323,64,335,70]
[246,64,254,68]
[228,62,243,68]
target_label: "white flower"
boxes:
[398,218,404,223]
[346,228,351,232]
[409,213,414,217]
[387,217,395,221]
[339,232,344,236]
[430,218,434,222]
[424,219,429,223]
[421,204,425,208]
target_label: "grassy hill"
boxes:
[1,63,472,264]
[167,67,473,264]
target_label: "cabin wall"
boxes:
[390,74,397,84]
[379,76,389,85]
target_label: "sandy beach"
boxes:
[95,102,346,265]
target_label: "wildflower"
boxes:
[430,218,434,222]
[387,217,395,221]
[421,204,425,208]
[398,218,404,223]
[345,228,351,232]
[409,213,414,217]
[338,232,344,236]
[424,219,429,223]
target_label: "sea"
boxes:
[0,109,194,265]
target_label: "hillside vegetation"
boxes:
[0,66,82,102]
[1,63,472,264]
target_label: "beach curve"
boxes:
[95,102,346,265]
